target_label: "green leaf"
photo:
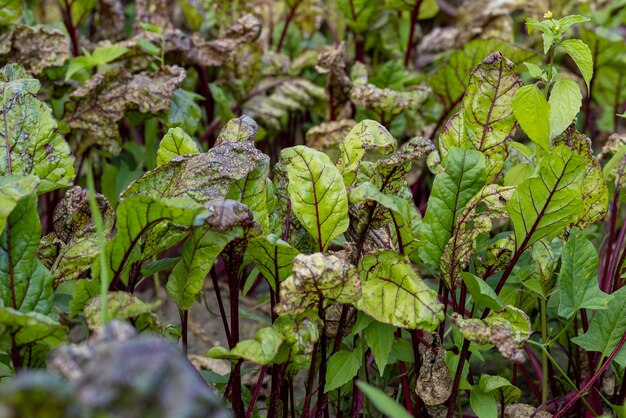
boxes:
[440,185,514,285]
[275,253,361,316]
[558,228,611,319]
[0,193,53,314]
[512,84,551,150]
[451,306,531,362]
[0,0,22,25]
[356,381,413,418]
[470,386,497,418]
[479,375,521,404]
[325,346,363,392]
[549,77,582,139]
[524,62,545,79]
[506,145,585,250]
[244,235,299,292]
[461,272,503,311]
[364,321,395,376]
[102,196,208,285]
[560,39,593,90]
[156,127,200,166]
[0,63,75,193]
[357,251,443,331]
[0,308,66,361]
[166,89,203,135]
[0,175,39,235]
[226,153,270,234]
[554,127,608,229]
[439,52,522,180]
[231,326,284,365]
[83,292,161,331]
[419,148,486,268]
[336,120,396,188]
[167,200,250,310]
[281,146,349,251]
[572,286,626,367]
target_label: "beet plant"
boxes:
[1,1,626,418]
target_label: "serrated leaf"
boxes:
[549,77,582,139]
[419,148,487,268]
[506,145,585,250]
[0,63,75,193]
[275,253,361,316]
[357,251,443,331]
[167,199,250,310]
[0,175,39,235]
[572,286,626,367]
[0,193,53,314]
[554,127,608,229]
[244,235,299,292]
[441,185,514,285]
[156,127,200,166]
[558,228,611,319]
[336,120,396,188]
[325,346,363,392]
[451,306,530,362]
[101,196,208,285]
[281,146,349,251]
[364,321,395,376]
[439,52,522,180]
[512,84,551,150]
[560,39,593,90]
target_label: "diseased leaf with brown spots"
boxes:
[0,26,70,74]
[306,119,356,150]
[65,65,186,155]
[84,292,162,331]
[275,253,361,316]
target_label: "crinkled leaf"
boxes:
[572,286,626,367]
[156,127,200,166]
[441,185,514,285]
[0,26,70,74]
[275,253,361,316]
[84,292,161,330]
[325,346,363,392]
[0,193,53,314]
[357,251,443,331]
[451,306,530,362]
[558,228,611,319]
[101,196,208,285]
[306,119,357,150]
[0,175,39,235]
[351,83,430,117]
[506,145,585,250]
[554,126,608,229]
[512,84,550,150]
[439,52,521,180]
[231,326,284,365]
[548,77,582,139]
[275,312,321,367]
[336,120,396,188]
[244,235,299,292]
[560,39,593,90]
[167,201,247,310]
[281,146,349,251]
[364,321,394,376]
[215,115,258,145]
[419,148,487,268]
[0,63,75,193]
[65,66,186,154]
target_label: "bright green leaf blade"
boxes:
[439,52,521,180]
[244,235,299,292]
[572,286,626,367]
[470,387,497,418]
[166,89,203,135]
[419,147,486,268]
[479,375,521,404]
[0,175,39,235]
[156,127,200,166]
[357,251,443,331]
[226,154,270,234]
[558,228,612,319]
[460,272,503,311]
[231,326,284,365]
[364,321,395,376]
[549,77,582,139]
[512,84,551,150]
[0,0,22,25]
[560,39,594,89]
[0,308,66,356]
[356,381,413,418]
[325,346,363,392]
[0,193,54,314]
[0,63,75,193]
[506,145,585,250]
[281,146,349,251]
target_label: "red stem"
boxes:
[245,366,268,418]
[276,2,300,52]
[403,0,422,68]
